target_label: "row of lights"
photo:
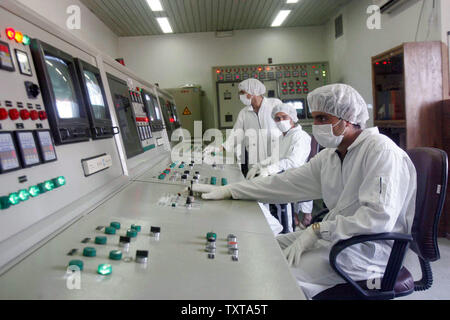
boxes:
[146,0,173,33]
[0,176,66,210]
[272,0,301,27]
[5,27,31,45]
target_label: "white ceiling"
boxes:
[80,0,352,36]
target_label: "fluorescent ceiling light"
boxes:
[287,0,299,3]
[157,17,173,33]
[271,10,291,27]
[147,0,163,11]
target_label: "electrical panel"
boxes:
[157,91,180,142]
[213,62,330,132]
[142,90,164,132]
[129,88,154,151]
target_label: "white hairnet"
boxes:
[307,84,370,129]
[271,103,299,122]
[238,79,266,96]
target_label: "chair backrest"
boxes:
[308,136,320,161]
[407,148,448,262]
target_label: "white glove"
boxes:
[283,227,318,267]
[246,164,260,180]
[191,184,232,200]
[258,167,269,178]
[276,230,304,250]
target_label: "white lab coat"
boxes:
[263,125,313,215]
[229,127,417,298]
[223,97,282,164]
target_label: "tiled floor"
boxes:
[399,238,450,300]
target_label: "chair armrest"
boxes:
[329,233,413,299]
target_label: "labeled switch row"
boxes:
[0,176,66,210]
[0,108,47,121]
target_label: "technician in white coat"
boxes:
[192,84,417,299]
[204,79,281,176]
[246,103,313,233]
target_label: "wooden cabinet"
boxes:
[372,41,449,150]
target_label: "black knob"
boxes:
[25,81,40,99]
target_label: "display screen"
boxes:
[0,133,20,172]
[144,94,161,121]
[0,41,14,71]
[16,131,40,167]
[44,55,80,119]
[36,130,57,162]
[15,49,32,76]
[83,70,107,120]
[283,99,306,119]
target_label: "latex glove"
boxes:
[283,227,318,267]
[191,184,232,200]
[258,167,269,178]
[276,230,304,250]
[246,164,260,180]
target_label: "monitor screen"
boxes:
[44,55,80,119]
[283,99,306,119]
[83,70,107,120]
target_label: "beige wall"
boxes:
[117,26,328,130]
[17,0,119,57]
[326,0,442,127]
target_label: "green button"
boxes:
[68,260,84,271]
[18,189,30,201]
[95,236,107,245]
[43,180,55,191]
[170,163,176,168]
[97,264,112,275]
[109,250,122,260]
[206,232,217,240]
[52,176,66,188]
[105,227,116,235]
[131,224,141,232]
[126,229,137,238]
[83,247,96,257]
[8,193,20,205]
[163,169,171,174]
[179,164,185,169]
[0,197,11,210]
[210,177,217,185]
[221,178,228,186]
[158,174,166,180]
[110,222,121,230]
[28,185,40,197]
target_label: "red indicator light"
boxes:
[258,67,262,72]
[6,28,15,40]
[216,69,221,74]
[376,62,380,65]
[38,111,47,120]
[9,109,19,120]
[170,118,175,123]
[20,110,30,120]
[266,67,270,71]
[236,75,240,79]
[383,61,387,65]
[312,66,316,69]
[30,110,39,120]
[0,108,8,120]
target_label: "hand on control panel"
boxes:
[189,184,232,200]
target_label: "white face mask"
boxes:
[240,94,252,106]
[312,120,346,148]
[276,120,292,133]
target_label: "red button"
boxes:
[20,110,30,120]
[9,109,20,120]
[0,108,8,120]
[38,111,47,120]
[30,110,39,120]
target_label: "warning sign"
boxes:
[183,107,192,115]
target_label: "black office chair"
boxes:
[312,147,448,300]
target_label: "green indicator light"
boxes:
[44,180,55,191]
[8,193,20,205]
[18,189,30,201]
[22,35,31,46]
[56,176,66,186]
[97,264,112,275]
[28,186,40,197]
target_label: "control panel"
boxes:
[0,25,55,175]
[213,62,329,132]
[129,88,154,151]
